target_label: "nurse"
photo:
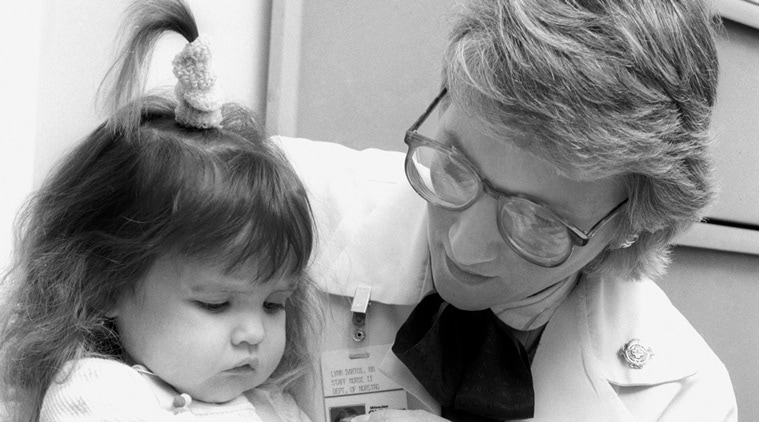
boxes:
[279,0,737,420]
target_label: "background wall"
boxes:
[0,0,272,274]
[0,1,41,282]
[267,0,454,150]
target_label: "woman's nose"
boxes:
[448,197,503,264]
[231,311,265,347]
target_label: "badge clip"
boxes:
[351,286,372,342]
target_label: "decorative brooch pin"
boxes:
[619,338,654,369]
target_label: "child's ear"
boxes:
[105,305,119,318]
[104,295,122,318]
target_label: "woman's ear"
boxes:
[612,233,639,249]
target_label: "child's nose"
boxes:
[231,312,265,347]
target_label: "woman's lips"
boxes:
[442,251,495,286]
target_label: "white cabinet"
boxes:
[677,16,759,255]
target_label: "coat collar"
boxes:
[526,273,708,420]
[581,274,704,387]
[309,179,431,305]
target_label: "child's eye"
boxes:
[263,301,286,313]
[195,301,230,313]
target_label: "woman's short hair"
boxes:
[442,0,720,279]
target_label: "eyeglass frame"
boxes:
[403,88,629,267]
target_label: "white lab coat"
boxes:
[276,136,737,422]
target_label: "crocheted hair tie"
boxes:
[172,35,223,129]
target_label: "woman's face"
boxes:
[426,103,626,311]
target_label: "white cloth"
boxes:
[276,136,737,421]
[40,357,311,422]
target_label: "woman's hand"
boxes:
[351,409,449,422]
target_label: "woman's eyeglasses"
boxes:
[404,88,628,267]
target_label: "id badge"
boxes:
[320,344,408,422]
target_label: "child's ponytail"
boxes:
[100,0,221,134]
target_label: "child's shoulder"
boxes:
[52,356,141,380]
[40,357,160,421]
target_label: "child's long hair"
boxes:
[0,1,317,420]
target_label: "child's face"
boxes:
[111,254,295,403]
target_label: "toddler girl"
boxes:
[0,0,317,420]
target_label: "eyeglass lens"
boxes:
[498,198,572,265]
[407,141,575,265]
[409,145,479,207]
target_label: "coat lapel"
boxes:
[530,274,705,421]
[529,275,635,421]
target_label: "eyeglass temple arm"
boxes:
[408,88,448,133]
[567,198,630,247]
